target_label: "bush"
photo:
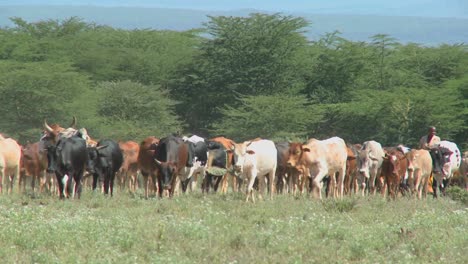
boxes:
[446,186,468,205]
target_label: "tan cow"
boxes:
[406,149,432,199]
[0,134,22,194]
[287,137,347,199]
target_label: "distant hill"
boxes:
[1,5,467,45]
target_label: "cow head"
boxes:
[154,159,177,189]
[228,142,255,173]
[430,147,453,176]
[86,145,108,175]
[286,142,304,168]
[405,150,419,172]
[382,150,406,176]
[45,142,57,173]
[42,117,77,145]
[358,150,379,178]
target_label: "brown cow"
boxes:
[0,134,22,194]
[275,142,301,195]
[117,141,140,192]
[381,147,408,199]
[406,149,432,199]
[137,136,160,199]
[20,142,54,193]
[344,143,361,195]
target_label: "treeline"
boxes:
[0,14,466,149]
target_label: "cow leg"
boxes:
[55,173,65,199]
[337,166,346,198]
[213,176,222,192]
[311,166,328,199]
[103,170,110,195]
[73,171,82,199]
[269,169,275,200]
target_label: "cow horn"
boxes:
[70,116,77,128]
[44,119,54,133]
[96,145,108,150]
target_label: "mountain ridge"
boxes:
[1,5,467,45]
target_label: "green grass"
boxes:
[0,189,467,263]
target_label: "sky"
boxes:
[2,0,467,18]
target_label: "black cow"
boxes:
[154,135,187,196]
[45,135,88,199]
[87,139,124,196]
[429,146,453,197]
[181,137,208,192]
[204,140,232,192]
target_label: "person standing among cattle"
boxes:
[419,126,441,150]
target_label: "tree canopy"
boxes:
[0,14,466,149]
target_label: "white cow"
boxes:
[0,134,22,194]
[357,140,385,196]
[431,140,461,197]
[231,139,277,202]
[287,137,347,199]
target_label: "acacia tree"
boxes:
[171,13,310,135]
[211,94,323,142]
[0,61,91,143]
[92,80,183,140]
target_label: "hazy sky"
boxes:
[2,0,467,18]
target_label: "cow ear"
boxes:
[302,147,310,152]
[246,150,255,155]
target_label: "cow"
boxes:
[0,134,22,194]
[230,139,277,202]
[405,149,432,199]
[357,141,385,196]
[117,141,140,192]
[430,141,461,197]
[20,141,54,193]
[204,136,237,193]
[381,147,408,199]
[45,135,88,199]
[137,136,160,199]
[87,139,124,196]
[287,137,347,199]
[181,135,208,192]
[275,142,301,195]
[154,134,196,197]
[344,144,361,195]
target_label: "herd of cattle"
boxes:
[0,117,467,202]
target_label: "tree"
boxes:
[171,13,310,134]
[0,61,91,143]
[211,94,323,142]
[91,80,183,140]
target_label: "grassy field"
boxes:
[0,189,467,263]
